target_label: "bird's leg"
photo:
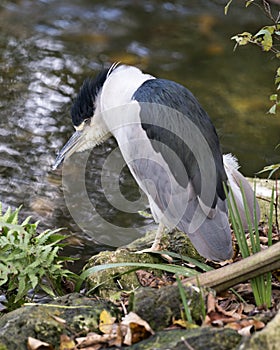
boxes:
[150,222,165,251]
[136,222,173,262]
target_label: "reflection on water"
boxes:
[0,0,279,259]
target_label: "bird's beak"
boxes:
[52,130,84,170]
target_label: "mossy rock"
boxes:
[85,248,163,299]
[130,284,208,331]
[126,228,205,261]
[0,293,119,350]
[128,327,242,350]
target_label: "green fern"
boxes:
[0,203,77,310]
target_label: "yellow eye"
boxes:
[74,121,85,131]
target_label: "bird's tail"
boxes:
[223,153,260,228]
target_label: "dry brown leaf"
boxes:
[76,327,122,349]
[136,270,171,288]
[76,340,102,350]
[243,303,255,314]
[203,314,212,326]
[121,312,154,346]
[207,292,216,313]
[239,318,265,330]
[107,324,123,347]
[215,301,243,319]
[27,337,53,350]
[208,311,239,326]
[76,333,106,348]
[224,322,242,331]
[59,334,75,350]
[225,318,265,334]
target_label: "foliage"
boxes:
[176,274,193,324]
[226,0,280,114]
[225,182,274,307]
[0,203,77,310]
[76,260,200,293]
[258,162,280,179]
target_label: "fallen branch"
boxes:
[183,242,280,292]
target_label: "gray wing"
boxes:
[127,79,233,261]
[133,78,227,207]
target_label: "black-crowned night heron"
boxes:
[53,63,259,261]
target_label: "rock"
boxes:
[128,327,242,350]
[0,293,119,350]
[239,309,280,350]
[126,228,205,261]
[131,284,208,331]
[85,248,163,299]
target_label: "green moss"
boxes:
[85,248,162,299]
[128,327,241,350]
[131,284,207,331]
[0,294,119,349]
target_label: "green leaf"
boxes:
[40,283,56,297]
[270,94,278,101]
[0,202,75,309]
[15,277,28,303]
[253,28,273,51]
[146,250,212,272]
[76,262,198,292]
[176,274,193,323]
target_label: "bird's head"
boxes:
[52,67,116,170]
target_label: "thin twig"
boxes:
[181,337,196,350]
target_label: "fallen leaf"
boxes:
[239,318,265,330]
[76,326,122,349]
[107,324,123,347]
[225,318,265,334]
[76,333,107,348]
[173,318,198,329]
[121,312,154,346]
[207,292,216,313]
[99,309,116,334]
[136,270,172,288]
[27,337,53,350]
[59,334,75,350]
[243,303,256,314]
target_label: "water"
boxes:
[0,0,279,261]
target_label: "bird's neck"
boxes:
[93,65,154,140]
[99,65,155,112]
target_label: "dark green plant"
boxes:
[176,274,193,324]
[0,204,77,310]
